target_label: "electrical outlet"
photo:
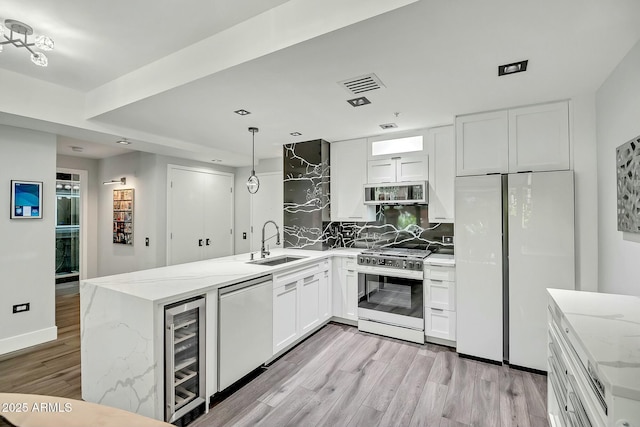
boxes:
[13,303,30,313]
[242,232,247,240]
[442,236,453,244]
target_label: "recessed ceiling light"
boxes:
[234,109,251,116]
[290,132,302,136]
[498,60,528,76]
[211,159,222,162]
[116,138,131,145]
[379,123,398,130]
[70,146,84,152]
[347,97,371,107]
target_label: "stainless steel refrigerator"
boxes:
[455,170,575,371]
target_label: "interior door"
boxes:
[169,168,205,265]
[203,172,234,259]
[250,172,283,252]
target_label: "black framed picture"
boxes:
[11,180,43,219]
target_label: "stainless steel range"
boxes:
[356,247,431,344]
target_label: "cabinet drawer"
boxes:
[426,280,455,311]
[425,308,456,341]
[425,265,455,281]
[273,263,321,288]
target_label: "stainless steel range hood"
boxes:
[364,181,428,205]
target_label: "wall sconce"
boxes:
[103,177,126,186]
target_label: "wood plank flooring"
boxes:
[0,291,81,399]
[0,291,549,427]
[194,324,549,427]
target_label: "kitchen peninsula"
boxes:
[80,248,358,422]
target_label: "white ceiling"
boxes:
[2,0,640,164]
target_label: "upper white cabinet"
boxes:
[330,139,376,222]
[427,126,455,223]
[456,110,509,176]
[456,100,570,176]
[508,102,569,172]
[368,156,428,184]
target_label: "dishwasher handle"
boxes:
[219,274,272,297]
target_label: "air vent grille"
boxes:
[339,73,386,95]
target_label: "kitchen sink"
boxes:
[248,255,308,266]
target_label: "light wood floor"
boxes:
[194,324,549,427]
[0,291,81,399]
[0,293,549,427]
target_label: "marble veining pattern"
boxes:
[548,289,640,401]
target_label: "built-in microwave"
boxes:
[363,181,427,205]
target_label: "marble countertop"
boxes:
[548,288,640,401]
[82,248,358,304]
[425,253,455,266]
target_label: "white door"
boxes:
[169,166,234,265]
[331,139,375,221]
[273,282,299,354]
[250,172,283,253]
[367,159,396,184]
[344,269,359,321]
[169,168,205,265]
[508,171,575,371]
[427,126,455,223]
[203,172,234,259]
[299,273,321,334]
[508,101,570,173]
[396,156,428,182]
[456,110,509,176]
[455,175,503,362]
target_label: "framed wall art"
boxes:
[10,180,43,219]
[113,188,134,245]
[617,135,640,233]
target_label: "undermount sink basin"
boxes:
[248,255,308,266]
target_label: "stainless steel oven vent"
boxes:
[338,73,386,95]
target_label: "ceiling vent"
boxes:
[379,123,398,130]
[339,73,386,95]
[498,60,528,76]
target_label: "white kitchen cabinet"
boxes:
[273,279,298,354]
[367,156,428,184]
[330,139,375,222]
[508,101,570,172]
[272,259,332,355]
[331,256,358,322]
[425,262,456,343]
[456,101,570,176]
[427,126,455,223]
[456,110,509,176]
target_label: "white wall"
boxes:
[0,125,57,354]
[595,39,640,296]
[56,155,100,279]
[97,152,234,276]
[234,157,282,254]
[570,94,599,292]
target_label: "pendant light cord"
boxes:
[251,129,256,174]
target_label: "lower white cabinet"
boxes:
[425,262,456,342]
[272,259,331,355]
[332,256,358,322]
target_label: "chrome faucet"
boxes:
[261,220,281,258]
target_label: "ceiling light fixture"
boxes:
[70,146,84,152]
[103,177,126,186]
[234,109,251,116]
[246,127,260,194]
[498,60,528,76]
[290,132,302,137]
[116,138,131,145]
[0,19,54,67]
[347,97,371,107]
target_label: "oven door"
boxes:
[357,266,424,330]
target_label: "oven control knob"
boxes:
[416,262,422,270]
[408,261,413,269]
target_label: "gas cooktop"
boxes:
[358,247,431,271]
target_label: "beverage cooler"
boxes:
[164,297,206,423]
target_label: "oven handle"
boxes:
[355,266,424,280]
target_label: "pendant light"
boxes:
[246,127,260,194]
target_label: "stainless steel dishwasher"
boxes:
[218,274,273,391]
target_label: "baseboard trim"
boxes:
[0,326,58,356]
